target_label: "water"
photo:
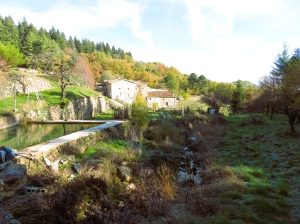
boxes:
[0,123,98,150]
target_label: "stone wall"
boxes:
[2,74,52,98]
[0,96,109,128]
[48,96,108,120]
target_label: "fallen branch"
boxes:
[26,149,52,174]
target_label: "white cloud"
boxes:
[181,0,281,49]
[182,0,236,47]
[0,0,153,45]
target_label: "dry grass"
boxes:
[158,164,177,199]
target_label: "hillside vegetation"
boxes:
[0,109,299,223]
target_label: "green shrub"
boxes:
[130,96,149,130]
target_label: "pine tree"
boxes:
[2,16,19,47]
[104,43,111,56]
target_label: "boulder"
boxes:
[0,161,12,171]
[125,183,136,191]
[74,163,83,174]
[63,166,74,177]
[117,166,132,182]
[0,207,20,224]
[0,164,26,184]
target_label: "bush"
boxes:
[130,96,149,130]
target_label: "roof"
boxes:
[147,90,174,98]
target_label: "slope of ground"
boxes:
[1,111,299,223]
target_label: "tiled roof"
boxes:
[147,90,174,98]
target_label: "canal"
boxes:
[0,123,99,150]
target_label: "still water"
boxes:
[0,123,97,150]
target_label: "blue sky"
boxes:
[1,0,300,84]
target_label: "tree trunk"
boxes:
[13,85,16,109]
[61,85,66,100]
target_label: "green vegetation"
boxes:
[130,96,149,130]
[0,81,99,117]
[0,42,25,68]
[206,113,299,223]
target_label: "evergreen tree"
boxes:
[2,16,19,47]
[270,43,290,87]
[96,42,104,52]
[74,37,82,53]
[231,80,246,113]
[104,43,111,56]
[67,36,76,50]
[17,18,35,52]
[164,73,177,93]
[188,72,198,90]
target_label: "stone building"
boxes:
[95,78,137,104]
[95,78,177,109]
[146,90,177,109]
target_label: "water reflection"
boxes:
[0,123,96,150]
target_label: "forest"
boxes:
[0,14,300,120]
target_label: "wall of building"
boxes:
[147,97,177,109]
[110,80,136,104]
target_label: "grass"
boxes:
[92,110,114,120]
[0,83,100,117]
[208,113,299,223]
[3,92,300,223]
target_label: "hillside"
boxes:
[0,110,299,223]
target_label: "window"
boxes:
[166,102,169,106]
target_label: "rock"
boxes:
[11,219,21,224]
[178,171,191,182]
[59,159,68,165]
[117,166,132,182]
[74,163,83,174]
[187,137,196,142]
[63,166,73,177]
[177,170,202,185]
[52,160,60,173]
[0,161,12,171]
[0,164,26,184]
[44,158,59,173]
[44,158,52,166]
[68,174,75,181]
[118,201,125,207]
[0,207,20,224]
[137,167,153,176]
[61,155,75,162]
[125,183,136,191]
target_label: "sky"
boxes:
[1,0,300,84]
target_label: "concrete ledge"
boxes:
[18,120,125,160]
[0,122,19,130]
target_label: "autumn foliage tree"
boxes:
[73,56,95,89]
[53,49,82,99]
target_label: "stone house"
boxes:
[95,79,177,109]
[95,78,137,104]
[146,90,177,109]
[131,80,149,98]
